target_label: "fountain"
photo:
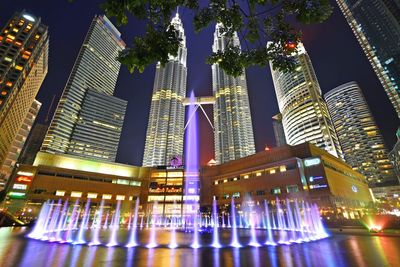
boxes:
[26,91,329,249]
[27,196,328,248]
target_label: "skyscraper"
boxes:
[272,113,287,147]
[142,13,187,167]
[41,15,126,162]
[325,81,397,186]
[389,128,400,185]
[270,43,342,158]
[18,123,48,165]
[0,11,48,187]
[337,0,400,117]
[212,24,255,164]
[0,100,41,190]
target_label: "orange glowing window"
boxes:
[0,36,3,41]
[6,38,12,43]
[35,34,40,39]
[6,82,12,87]
[22,54,29,60]
[23,51,31,56]
[14,41,22,47]
[6,34,15,40]
[15,65,23,71]
[1,91,6,96]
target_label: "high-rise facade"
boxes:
[19,123,48,165]
[325,81,397,186]
[142,13,187,167]
[272,113,287,147]
[270,43,342,158]
[389,128,400,185]
[41,15,126,162]
[336,0,400,117]
[212,24,255,164]
[0,100,41,190]
[0,11,48,187]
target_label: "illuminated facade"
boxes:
[41,15,126,162]
[270,43,342,158]
[272,113,287,147]
[336,0,400,117]
[146,167,185,217]
[325,81,397,186]
[201,143,373,219]
[389,128,400,184]
[0,12,48,187]
[143,13,187,167]
[212,24,255,164]
[0,100,41,190]
[5,151,150,219]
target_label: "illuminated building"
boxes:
[18,123,48,165]
[336,0,400,117]
[0,100,41,190]
[201,143,373,219]
[270,43,342,158]
[146,167,185,217]
[0,11,48,188]
[41,15,126,162]
[212,24,255,164]
[389,128,400,184]
[143,13,187,167]
[325,81,397,186]
[6,151,150,218]
[272,113,287,147]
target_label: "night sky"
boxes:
[1,0,399,166]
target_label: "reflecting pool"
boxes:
[1,227,400,267]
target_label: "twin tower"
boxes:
[142,14,255,166]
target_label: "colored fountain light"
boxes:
[25,90,329,250]
[26,197,329,249]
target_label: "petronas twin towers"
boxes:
[143,14,255,166]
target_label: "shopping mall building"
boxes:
[3,143,373,220]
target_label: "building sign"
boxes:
[304,157,321,167]
[309,176,323,182]
[169,156,182,168]
[12,183,27,190]
[309,184,328,189]
[16,176,32,183]
[8,191,26,199]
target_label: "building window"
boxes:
[214,181,218,185]
[256,172,262,177]
[223,194,230,199]
[102,194,112,200]
[116,195,125,201]
[87,193,98,199]
[55,190,65,196]
[165,195,182,201]
[271,187,281,195]
[256,190,265,196]
[280,166,287,172]
[286,185,299,193]
[130,181,141,186]
[148,195,164,202]
[232,192,241,198]
[71,191,82,198]
[270,169,276,174]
